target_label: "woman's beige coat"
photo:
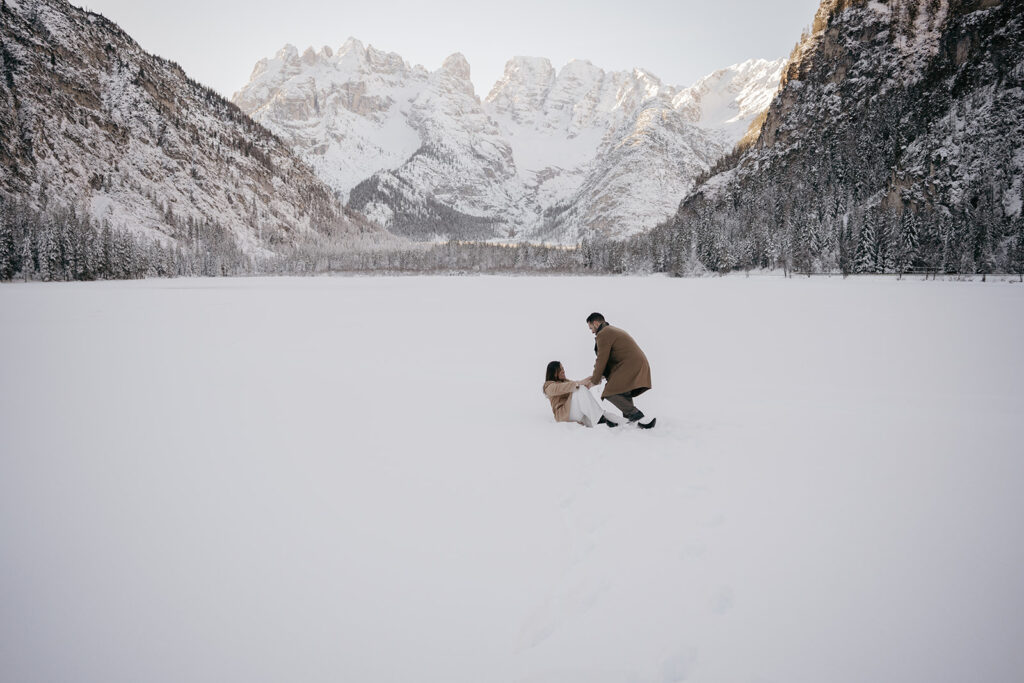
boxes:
[543,380,580,422]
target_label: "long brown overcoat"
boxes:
[590,324,652,399]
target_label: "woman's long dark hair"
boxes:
[545,361,563,382]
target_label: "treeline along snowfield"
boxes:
[3,195,1024,280]
[0,198,255,280]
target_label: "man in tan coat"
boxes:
[583,312,655,428]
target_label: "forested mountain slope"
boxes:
[654,0,1024,276]
[0,0,372,280]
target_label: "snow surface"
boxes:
[2,275,1023,683]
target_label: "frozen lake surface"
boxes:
[2,275,1023,683]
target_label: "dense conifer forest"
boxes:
[3,195,1022,281]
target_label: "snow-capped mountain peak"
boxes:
[233,45,785,242]
[439,53,475,95]
[632,67,668,98]
[672,58,785,137]
[484,57,557,125]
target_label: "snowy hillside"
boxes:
[0,0,369,254]
[233,45,784,242]
[2,275,1023,682]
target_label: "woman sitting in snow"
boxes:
[543,361,619,428]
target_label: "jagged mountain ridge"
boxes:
[485,56,785,242]
[661,0,1024,275]
[0,0,371,254]
[234,42,526,240]
[233,43,784,242]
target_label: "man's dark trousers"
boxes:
[606,389,644,418]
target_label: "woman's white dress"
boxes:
[568,386,617,427]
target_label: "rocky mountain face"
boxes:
[233,44,784,242]
[235,42,527,241]
[485,56,785,242]
[660,0,1024,275]
[0,0,368,256]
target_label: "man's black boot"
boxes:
[598,416,619,428]
[624,410,645,423]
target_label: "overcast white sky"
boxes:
[76,0,821,98]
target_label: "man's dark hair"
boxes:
[586,312,605,324]
[545,360,563,382]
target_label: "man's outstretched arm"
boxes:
[591,336,611,386]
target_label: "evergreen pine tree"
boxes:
[974,218,996,282]
[855,213,878,274]
[895,209,919,278]
[60,217,75,281]
[38,226,55,281]
[820,221,839,274]
[114,232,132,279]
[876,212,897,273]
[82,222,99,280]
[1011,215,1024,283]
[0,208,14,280]
[939,213,957,274]
[916,215,940,278]
[100,226,114,278]
[20,236,34,281]
[792,218,813,275]
[838,216,856,277]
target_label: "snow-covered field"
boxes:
[1,275,1023,683]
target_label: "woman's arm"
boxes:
[544,380,580,397]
